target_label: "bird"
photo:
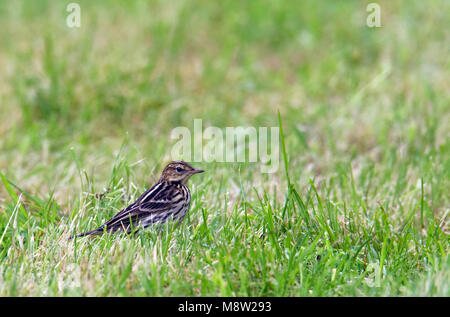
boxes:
[70,161,204,238]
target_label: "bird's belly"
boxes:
[172,200,190,221]
[140,200,190,228]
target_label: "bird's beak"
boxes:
[191,169,204,174]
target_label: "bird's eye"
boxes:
[176,167,183,172]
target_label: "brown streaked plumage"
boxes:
[70,161,204,238]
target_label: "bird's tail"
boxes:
[68,228,102,240]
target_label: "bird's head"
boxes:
[160,161,204,184]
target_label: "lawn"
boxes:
[0,0,448,296]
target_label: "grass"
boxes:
[0,0,449,296]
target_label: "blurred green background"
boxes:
[1,0,448,211]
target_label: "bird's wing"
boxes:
[138,182,180,212]
[99,181,178,232]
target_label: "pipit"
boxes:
[70,161,204,238]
